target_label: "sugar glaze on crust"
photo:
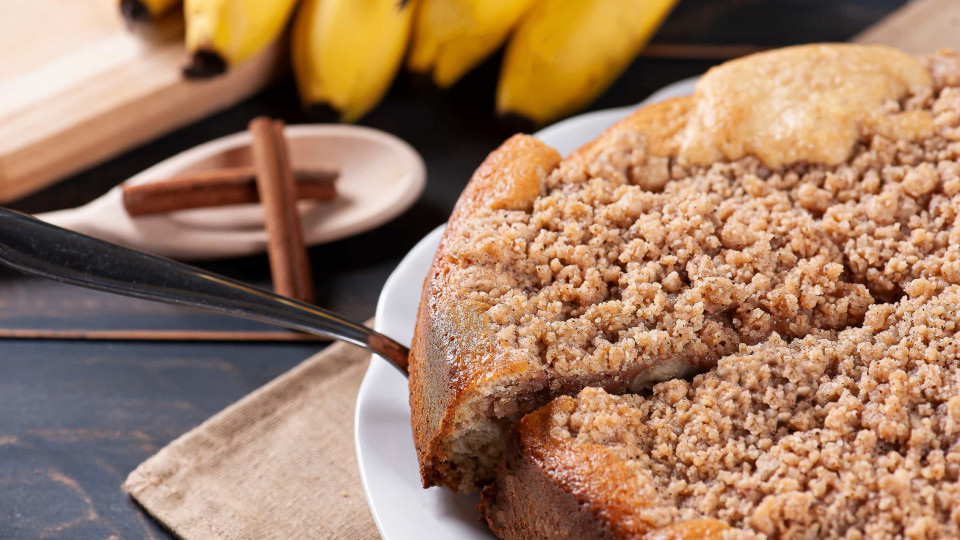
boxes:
[409,44,960,495]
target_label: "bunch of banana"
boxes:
[498,0,679,127]
[182,0,299,77]
[119,0,180,24]
[119,0,680,125]
[291,0,416,123]
[407,0,536,89]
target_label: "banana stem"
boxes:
[120,0,152,24]
[183,51,228,78]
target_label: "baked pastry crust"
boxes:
[482,397,729,540]
[409,133,562,490]
[409,43,957,495]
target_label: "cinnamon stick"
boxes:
[249,117,315,303]
[273,119,315,304]
[122,166,338,216]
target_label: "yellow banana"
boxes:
[119,0,180,24]
[407,0,536,89]
[183,0,298,77]
[497,0,679,126]
[292,0,415,123]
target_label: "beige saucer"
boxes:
[38,124,426,260]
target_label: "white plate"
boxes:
[355,77,700,540]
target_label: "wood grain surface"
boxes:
[0,1,912,538]
[854,0,960,51]
[0,0,282,202]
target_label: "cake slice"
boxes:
[482,284,960,539]
[409,43,960,492]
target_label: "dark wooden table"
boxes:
[0,1,905,538]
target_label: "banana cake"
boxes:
[408,43,960,496]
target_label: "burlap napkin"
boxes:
[124,337,381,539]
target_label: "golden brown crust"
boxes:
[481,423,619,540]
[409,134,561,490]
[448,133,561,225]
[570,96,693,165]
[482,398,728,540]
[519,399,658,539]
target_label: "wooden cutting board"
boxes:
[853,0,960,53]
[0,0,958,204]
[0,0,282,202]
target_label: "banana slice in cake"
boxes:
[409,43,960,494]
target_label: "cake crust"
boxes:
[409,134,562,489]
[482,400,729,540]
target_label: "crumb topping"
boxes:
[549,283,960,539]
[499,49,960,539]
[443,50,960,390]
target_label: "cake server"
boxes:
[0,207,410,374]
